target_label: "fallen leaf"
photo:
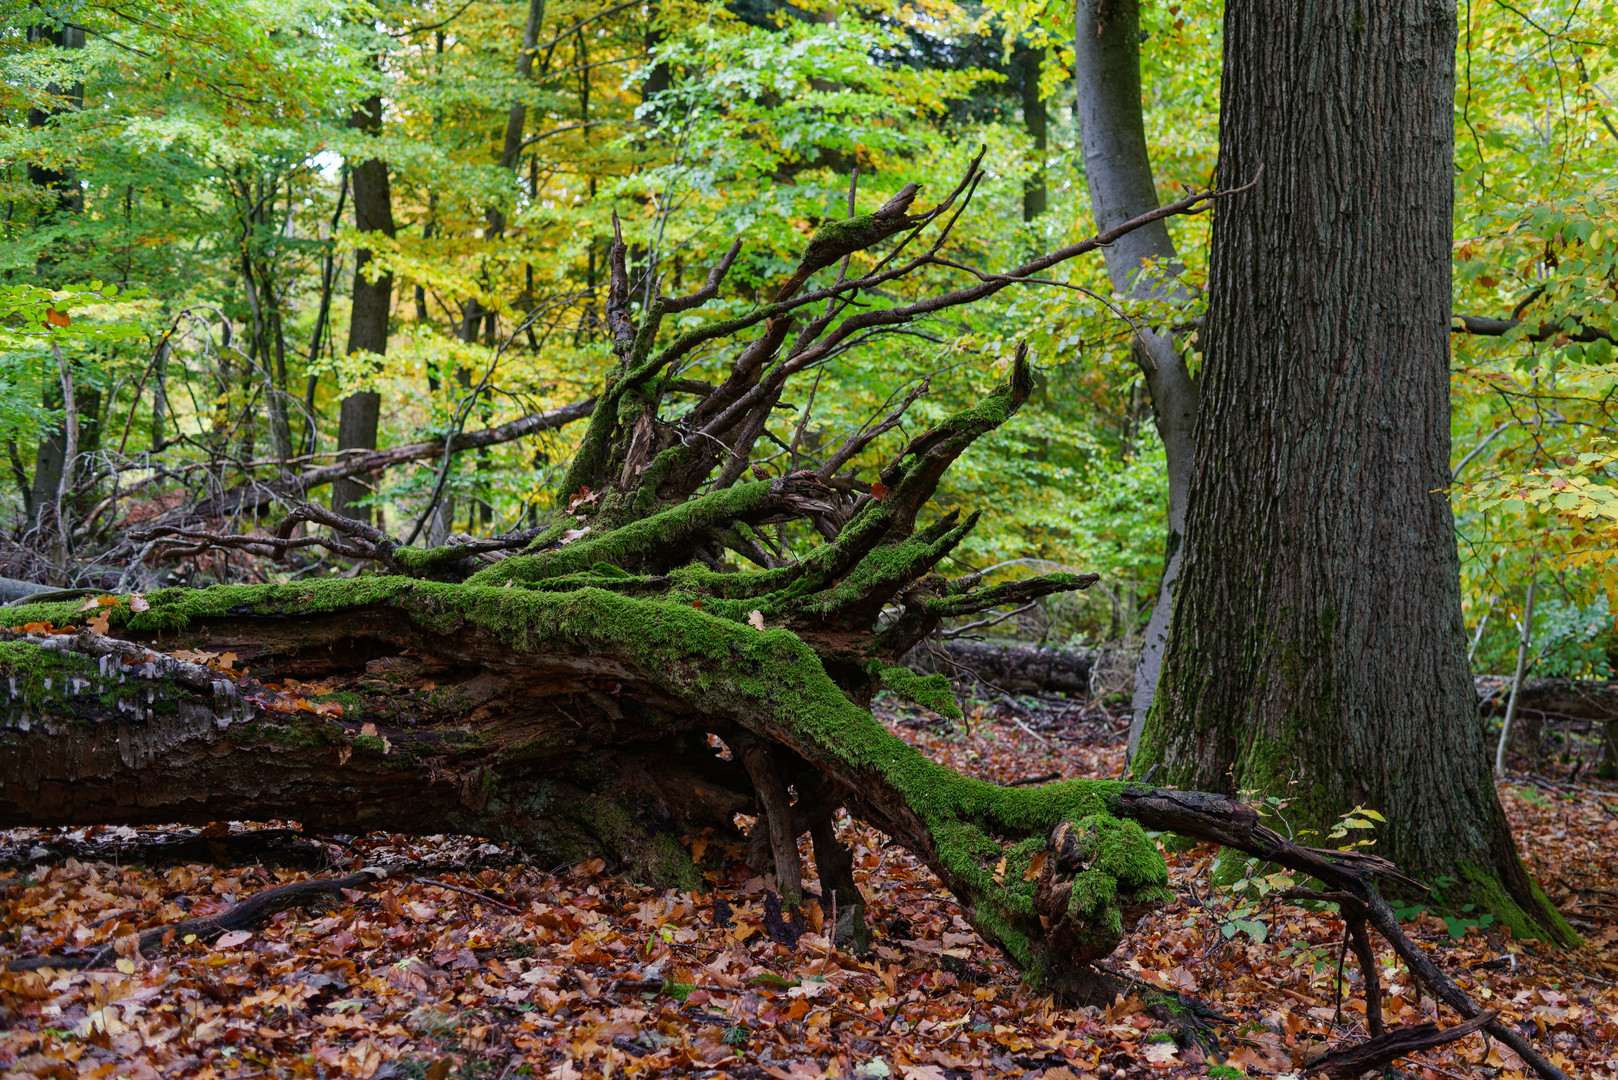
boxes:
[213,930,253,950]
[1142,1039,1179,1064]
[128,594,150,612]
[749,609,766,631]
[86,609,110,635]
[45,307,70,327]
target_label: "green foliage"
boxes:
[1389,875,1498,940]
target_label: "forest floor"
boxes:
[1,697,1615,1080]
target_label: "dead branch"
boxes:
[5,868,389,972]
[1111,788,1571,1080]
[1303,1011,1497,1079]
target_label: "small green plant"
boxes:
[1207,1066,1244,1080]
[1390,876,1497,939]
[1216,800,1387,943]
[1514,785,1552,808]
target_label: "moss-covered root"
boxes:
[1034,818,1166,968]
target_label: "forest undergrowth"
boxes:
[1,696,1613,1080]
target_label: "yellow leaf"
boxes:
[1023,850,1048,881]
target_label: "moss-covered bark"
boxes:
[15,161,1266,996]
[2,579,1165,998]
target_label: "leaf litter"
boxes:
[1,694,1614,1080]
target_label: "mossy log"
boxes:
[901,637,1098,696]
[1,580,1167,1001]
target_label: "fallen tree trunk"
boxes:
[1475,674,1618,720]
[0,577,51,604]
[0,581,1161,1002]
[900,637,1096,695]
[0,609,1572,1079]
[1476,675,1618,777]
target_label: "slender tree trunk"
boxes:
[1072,0,1196,759]
[1019,44,1047,222]
[1139,0,1574,945]
[334,94,397,523]
[26,20,86,532]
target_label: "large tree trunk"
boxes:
[1139,0,1575,944]
[333,94,397,523]
[1072,0,1197,760]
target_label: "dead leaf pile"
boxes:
[1,695,1614,1080]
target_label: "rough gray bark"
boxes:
[1073,0,1197,761]
[1139,0,1573,944]
[333,93,397,523]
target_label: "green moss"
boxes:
[870,662,962,721]
[0,599,88,628]
[0,639,196,720]
[470,480,778,585]
[351,734,387,755]
[12,574,1163,979]
[1454,858,1580,946]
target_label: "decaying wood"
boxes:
[0,826,327,871]
[5,868,388,972]
[901,637,1096,695]
[1303,1010,1497,1079]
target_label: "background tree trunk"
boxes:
[1019,44,1047,222]
[27,20,86,535]
[333,94,396,523]
[1072,0,1196,760]
[1139,0,1575,944]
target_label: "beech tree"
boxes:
[1137,0,1577,945]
